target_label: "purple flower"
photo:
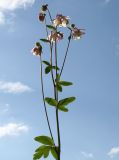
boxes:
[71,27,85,40]
[53,14,69,27]
[48,31,63,42]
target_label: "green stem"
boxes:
[45,12,61,159]
[55,39,61,160]
[40,55,55,144]
[60,34,71,77]
[44,16,58,155]
[50,42,56,89]
[44,17,56,96]
[47,8,53,22]
[44,17,49,36]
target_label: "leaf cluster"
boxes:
[55,74,73,92]
[34,136,58,160]
[43,61,59,74]
[45,96,76,112]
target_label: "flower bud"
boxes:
[41,4,48,12]
[39,13,45,22]
[71,24,75,28]
[36,42,41,47]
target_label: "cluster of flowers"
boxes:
[32,4,85,56]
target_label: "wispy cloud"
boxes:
[0,103,10,115]
[105,0,111,3]
[0,81,32,94]
[108,147,119,158]
[0,0,35,25]
[81,151,94,159]
[0,0,35,11]
[0,11,5,25]
[0,123,29,138]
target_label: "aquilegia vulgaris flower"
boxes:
[53,14,69,27]
[71,27,85,40]
[48,31,63,42]
[32,42,42,56]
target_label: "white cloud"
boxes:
[0,81,32,93]
[0,11,5,24]
[0,123,29,138]
[81,151,94,159]
[0,0,35,25]
[108,147,119,158]
[0,0,35,11]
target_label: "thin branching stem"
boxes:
[60,33,72,77]
[55,38,61,160]
[44,15,58,155]
[40,55,54,143]
[44,17,56,95]
[47,8,53,22]
[50,42,56,86]
[44,17,49,36]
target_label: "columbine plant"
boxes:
[32,4,85,160]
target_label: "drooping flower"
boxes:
[39,13,45,22]
[38,4,48,22]
[71,26,85,40]
[31,42,42,56]
[48,31,63,42]
[53,14,69,27]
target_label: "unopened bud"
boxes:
[36,42,41,47]
[71,24,75,28]
[41,4,48,12]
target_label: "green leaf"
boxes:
[56,83,62,92]
[45,97,58,106]
[56,74,60,81]
[45,66,51,74]
[59,81,73,86]
[58,106,68,112]
[46,25,56,30]
[43,147,50,158]
[51,148,58,160]
[58,97,76,106]
[33,151,43,160]
[40,39,50,43]
[35,145,46,152]
[34,136,54,146]
[43,61,51,66]
[34,145,50,159]
[52,66,60,70]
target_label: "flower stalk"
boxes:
[60,33,71,76]
[55,38,61,160]
[40,55,54,142]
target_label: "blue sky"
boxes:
[0,0,119,160]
